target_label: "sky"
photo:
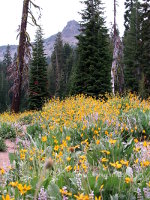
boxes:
[0,0,125,46]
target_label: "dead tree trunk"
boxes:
[111,0,124,95]
[111,0,117,95]
[11,0,30,112]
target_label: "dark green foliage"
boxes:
[0,45,12,113]
[62,43,75,96]
[0,123,16,139]
[140,0,150,97]
[0,137,7,152]
[3,45,12,68]
[123,0,141,93]
[51,33,65,97]
[28,27,49,110]
[123,0,150,98]
[124,0,134,31]
[72,0,111,96]
[48,64,56,97]
[50,33,75,98]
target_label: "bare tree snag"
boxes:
[111,0,124,95]
[11,0,30,112]
[11,0,41,112]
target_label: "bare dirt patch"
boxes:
[0,140,15,169]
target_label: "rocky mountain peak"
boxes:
[62,20,80,38]
[0,20,80,61]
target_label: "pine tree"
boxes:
[51,32,64,97]
[124,0,134,31]
[140,0,150,97]
[73,0,111,96]
[50,33,75,98]
[3,45,12,69]
[123,0,141,93]
[28,27,48,110]
[0,45,12,112]
[62,43,75,96]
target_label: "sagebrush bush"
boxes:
[0,123,16,139]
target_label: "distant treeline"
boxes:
[0,0,150,113]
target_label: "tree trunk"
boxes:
[11,0,30,112]
[111,0,117,95]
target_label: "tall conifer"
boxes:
[73,0,111,96]
[0,45,12,112]
[28,27,48,110]
[140,0,150,97]
[123,0,141,93]
[50,33,74,98]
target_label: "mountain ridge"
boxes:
[0,20,80,61]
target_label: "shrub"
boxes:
[19,114,33,125]
[0,123,16,139]
[0,137,7,152]
[27,123,43,138]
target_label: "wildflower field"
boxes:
[0,94,150,200]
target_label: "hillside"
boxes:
[0,20,80,61]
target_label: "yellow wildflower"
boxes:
[134,159,138,164]
[140,160,150,167]
[133,147,140,152]
[100,184,104,190]
[54,139,58,144]
[134,138,138,143]
[41,136,47,142]
[94,130,99,135]
[20,153,25,160]
[96,140,100,145]
[120,160,129,167]
[54,145,59,151]
[95,196,101,200]
[96,175,99,182]
[109,139,117,144]
[9,181,18,187]
[125,177,133,184]
[17,184,31,195]
[81,163,87,172]
[101,150,110,155]
[147,181,150,187]
[60,189,72,196]
[105,131,109,136]
[109,161,122,169]
[0,168,5,175]
[103,164,108,170]
[74,193,89,200]
[65,165,72,172]
[66,157,71,162]
[2,194,14,200]
[66,136,71,141]
[101,158,108,162]
[143,141,147,147]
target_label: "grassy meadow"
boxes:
[0,94,150,200]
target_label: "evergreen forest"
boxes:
[0,0,150,112]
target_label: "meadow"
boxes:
[0,94,150,200]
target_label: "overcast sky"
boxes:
[0,0,125,46]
